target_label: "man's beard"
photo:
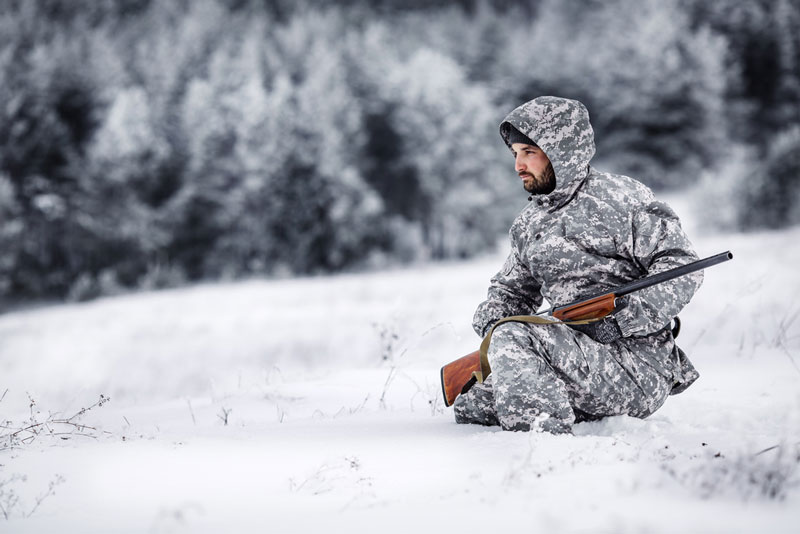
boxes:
[521,162,556,195]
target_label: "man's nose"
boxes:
[515,155,526,173]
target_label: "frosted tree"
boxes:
[178,8,386,276]
[85,85,171,291]
[249,9,385,273]
[344,18,513,261]
[177,20,267,278]
[0,8,114,297]
[689,0,800,230]
[689,0,800,147]
[2,0,785,299]
[0,174,23,299]
[734,127,800,230]
[494,0,729,188]
[383,47,508,258]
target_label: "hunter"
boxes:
[454,96,703,434]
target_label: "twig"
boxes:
[350,394,370,415]
[0,473,25,520]
[754,441,800,457]
[66,394,110,423]
[1,394,111,450]
[378,366,397,410]
[217,406,232,426]
[24,475,64,518]
[375,320,458,409]
[778,343,800,375]
[754,444,781,456]
[186,399,197,426]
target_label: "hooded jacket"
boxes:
[474,96,702,393]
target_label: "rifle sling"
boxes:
[474,315,599,384]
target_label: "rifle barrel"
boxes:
[553,251,733,313]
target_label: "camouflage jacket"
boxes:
[474,97,703,392]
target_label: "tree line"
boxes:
[0,0,797,304]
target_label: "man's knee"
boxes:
[490,321,571,358]
[484,322,578,434]
[491,321,534,345]
[487,322,538,373]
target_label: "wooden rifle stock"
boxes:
[440,350,481,408]
[440,251,733,407]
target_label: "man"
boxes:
[453,96,702,434]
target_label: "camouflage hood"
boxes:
[500,96,596,202]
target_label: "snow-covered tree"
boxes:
[688,0,800,148]
[0,9,112,298]
[493,0,729,188]
[1,0,794,301]
[249,9,385,273]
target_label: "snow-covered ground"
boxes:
[2,195,799,533]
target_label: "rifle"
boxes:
[440,251,733,407]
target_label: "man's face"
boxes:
[512,142,556,195]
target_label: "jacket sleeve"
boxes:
[472,248,543,337]
[613,200,703,337]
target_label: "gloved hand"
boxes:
[568,315,623,344]
[567,296,628,344]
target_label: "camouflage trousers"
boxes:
[453,322,674,433]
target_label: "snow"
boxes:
[1,195,799,532]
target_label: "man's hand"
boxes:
[568,316,623,344]
[568,296,627,344]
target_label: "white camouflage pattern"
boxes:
[454,96,702,433]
